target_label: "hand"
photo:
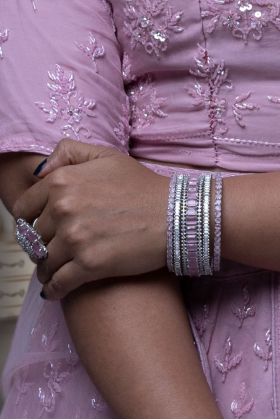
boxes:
[13,140,170,300]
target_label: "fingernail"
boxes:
[40,290,47,300]
[33,158,48,176]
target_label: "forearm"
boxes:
[0,152,46,212]
[211,171,280,271]
[63,270,221,419]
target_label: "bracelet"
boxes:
[166,171,223,277]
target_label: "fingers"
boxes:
[12,178,49,222]
[38,138,120,178]
[35,208,55,244]
[41,261,95,300]
[37,236,72,285]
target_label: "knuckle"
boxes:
[48,168,68,188]
[64,223,84,246]
[51,197,72,217]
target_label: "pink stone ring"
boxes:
[15,218,48,261]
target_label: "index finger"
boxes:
[12,177,49,223]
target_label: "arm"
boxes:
[1,2,220,418]
[211,171,280,272]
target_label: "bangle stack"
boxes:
[167,172,223,277]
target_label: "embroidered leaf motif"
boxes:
[233,92,259,128]
[114,97,131,148]
[0,28,9,59]
[187,45,232,136]
[127,73,168,129]
[201,0,280,44]
[123,0,184,58]
[232,284,256,328]
[75,32,105,72]
[214,337,243,382]
[254,328,272,371]
[231,382,254,418]
[35,64,96,140]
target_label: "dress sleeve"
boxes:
[0,0,130,156]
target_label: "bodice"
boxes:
[110,0,280,172]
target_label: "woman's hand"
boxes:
[13,140,170,300]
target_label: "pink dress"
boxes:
[1,0,280,417]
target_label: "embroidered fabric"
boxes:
[1,0,280,418]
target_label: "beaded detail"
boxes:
[231,382,254,418]
[35,64,96,140]
[123,0,184,58]
[201,0,280,44]
[188,46,259,135]
[253,328,272,371]
[214,337,243,383]
[233,92,259,128]
[122,52,137,84]
[113,97,131,148]
[75,32,105,72]
[31,0,38,12]
[127,74,168,129]
[232,285,256,328]
[0,28,9,59]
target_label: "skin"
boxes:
[1,149,221,418]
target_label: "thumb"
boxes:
[36,139,120,178]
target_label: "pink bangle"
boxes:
[186,174,200,277]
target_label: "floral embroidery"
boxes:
[35,64,96,140]
[193,304,209,339]
[232,284,256,328]
[0,28,9,59]
[187,46,232,136]
[127,73,168,129]
[231,382,254,418]
[114,97,131,148]
[233,92,259,127]
[214,337,243,383]
[254,328,272,371]
[38,358,77,416]
[201,0,280,43]
[75,33,105,72]
[187,46,259,135]
[123,0,184,58]
[122,52,137,84]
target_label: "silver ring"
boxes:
[15,218,48,261]
[32,217,39,230]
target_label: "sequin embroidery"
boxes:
[35,64,96,140]
[75,32,105,72]
[201,0,280,43]
[187,46,259,135]
[114,97,131,148]
[0,28,9,59]
[127,73,168,129]
[123,0,184,58]
[214,337,243,383]
[231,382,254,418]
[254,328,272,371]
[231,284,256,328]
